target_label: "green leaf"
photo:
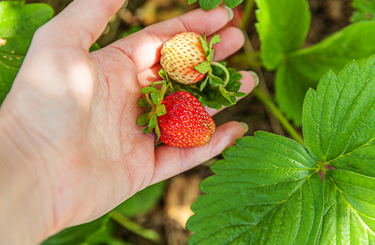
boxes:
[210,74,224,84]
[140,87,158,94]
[0,1,54,104]
[155,123,161,142]
[319,170,375,244]
[255,0,310,70]
[159,82,168,102]
[199,35,209,57]
[136,112,151,126]
[115,181,166,217]
[194,60,210,74]
[89,43,100,52]
[188,132,323,244]
[150,92,159,105]
[278,21,375,126]
[176,67,242,110]
[235,92,247,97]
[207,34,220,62]
[224,0,243,8]
[275,62,316,126]
[142,126,153,134]
[303,55,375,178]
[156,104,166,116]
[208,34,220,51]
[199,76,209,91]
[158,69,167,80]
[351,0,375,22]
[198,97,207,107]
[209,49,214,63]
[148,114,156,128]
[188,0,198,4]
[137,98,151,108]
[41,215,114,245]
[198,0,222,11]
[208,77,220,87]
[219,88,232,103]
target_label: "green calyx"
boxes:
[194,34,229,91]
[189,34,244,108]
[173,60,245,110]
[137,81,171,141]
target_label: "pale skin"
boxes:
[0,1,256,244]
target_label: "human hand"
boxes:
[0,0,256,244]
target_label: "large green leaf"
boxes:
[303,55,375,178]
[187,131,323,244]
[302,54,375,243]
[255,0,310,70]
[190,54,375,244]
[351,0,375,22]
[41,215,114,245]
[278,21,375,126]
[319,170,375,244]
[41,215,132,245]
[198,0,222,11]
[275,62,316,127]
[0,1,53,104]
[224,0,243,9]
[115,181,165,217]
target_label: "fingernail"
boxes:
[222,5,234,22]
[248,70,259,87]
[239,122,249,134]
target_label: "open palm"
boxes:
[0,0,255,242]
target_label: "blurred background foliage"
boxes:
[1,0,363,244]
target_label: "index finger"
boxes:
[106,6,233,73]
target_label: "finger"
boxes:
[38,0,125,49]
[108,6,233,73]
[209,27,245,61]
[150,121,246,185]
[206,71,258,116]
[137,27,244,87]
[138,64,162,87]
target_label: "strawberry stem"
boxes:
[211,61,230,87]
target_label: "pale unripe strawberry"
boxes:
[160,32,207,85]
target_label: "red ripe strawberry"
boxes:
[157,91,215,147]
[160,32,207,85]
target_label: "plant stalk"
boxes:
[109,210,161,244]
[238,0,285,136]
[240,0,254,31]
[252,88,306,147]
[210,61,230,86]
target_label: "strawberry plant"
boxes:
[194,0,375,126]
[255,0,375,126]
[188,54,375,244]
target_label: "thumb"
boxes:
[151,121,248,185]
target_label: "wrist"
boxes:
[0,113,54,244]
